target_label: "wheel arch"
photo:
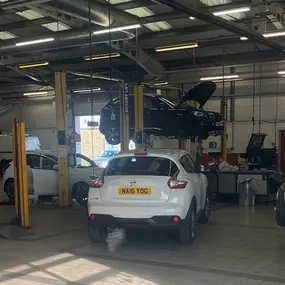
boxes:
[4,178,14,193]
[71,181,89,198]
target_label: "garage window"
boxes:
[105,156,178,176]
[42,156,57,170]
[27,154,41,169]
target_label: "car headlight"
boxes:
[194,111,207,117]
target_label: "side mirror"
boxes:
[53,165,58,171]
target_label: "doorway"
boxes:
[75,115,135,167]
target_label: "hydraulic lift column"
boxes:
[134,85,144,148]
[12,121,29,228]
[120,81,130,151]
[55,71,70,207]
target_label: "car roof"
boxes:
[114,148,188,160]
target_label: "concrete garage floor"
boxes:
[0,203,284,285]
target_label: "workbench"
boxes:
[206,170,275,203]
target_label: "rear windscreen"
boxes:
[105,156,178,176]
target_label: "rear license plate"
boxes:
[118,188,151,195]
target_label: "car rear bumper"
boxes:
[88,214,185,229]
[88,199,189,221]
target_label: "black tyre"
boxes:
[72,182,89,205]
[88,220,108,243]
[198,196,211,224]
[275,187,285,227]
[178,201,196,245]
[4,179,15,200]
[105,127,120,145]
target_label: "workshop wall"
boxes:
[0,98,71,151]
[0,95,110,151]
[203,78,285,153]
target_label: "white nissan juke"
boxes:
[87,149,211,245]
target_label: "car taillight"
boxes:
[167,177,187,189]
[90,179,104,188]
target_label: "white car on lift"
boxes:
[88,149,211,245]
[3,151,103,205]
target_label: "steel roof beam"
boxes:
[0,0,52,10]
[152,0,285,53]
[114,0,154,10]
[0,17,53,31]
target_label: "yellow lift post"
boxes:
[120,81,130,151]
[55,71,70,207]
[12,121,30,228]
[134,85,144,148]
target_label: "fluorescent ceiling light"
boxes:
[263,31,285,38]
[15,37,54,46]
[19,62,49,69]
[42,22,71,32]
[240,30,285,41]
[23,91,49,96]
[152,81,168,86]
[73,88,101,93]
[0,31,17,40]
[156,43,198,52]
[189,17,195,20]
[93,24,141,35]
[213,7,250,16]
[108,0,132,3]
[84,53,120,61]
[94,75,120,82]
[16,9,44,20]
[278,71,285,75]
[200,75,239,81]
[71,71,121,82]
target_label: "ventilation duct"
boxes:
[40,0,114,27]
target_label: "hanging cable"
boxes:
[252,43,256,133]
[275,64,279,146]
[258,64,262,133]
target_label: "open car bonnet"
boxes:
[183,81,217,108]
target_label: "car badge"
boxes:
[111,112,116,120]
[130,180,136,187]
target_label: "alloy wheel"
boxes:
[105,128,120,145]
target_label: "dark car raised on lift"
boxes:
[99,81,224,145]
